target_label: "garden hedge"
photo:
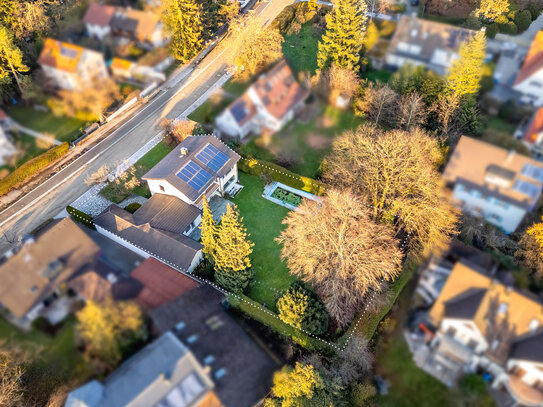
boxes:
[66,205,95,229]
[228,293,334,354]
[0,142,69,196]
[238,157,326,196]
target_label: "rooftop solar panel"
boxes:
[230,101,247,123]
[177,161,213,192]
[521,164,543,183]
[196,144,229,172]
[513,179,541,199]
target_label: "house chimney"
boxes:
[180,147,188,157]
[506,150,516,164]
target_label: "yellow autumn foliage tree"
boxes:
[446,30,486,97]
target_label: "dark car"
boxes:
[411,0,419,6]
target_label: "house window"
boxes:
[498,302,508,314]
[159,184,165,192]
[467,339,478,350]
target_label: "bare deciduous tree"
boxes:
[331,336,373,386]
[355,81,397,126]
[0,350,23,407]
[324,124,459,255]
[85,165,112,186]
[311,64,361,108]
[158,118,197,146]
[398,91,427,130]
[431,92,461,139]
[277,189,402,327]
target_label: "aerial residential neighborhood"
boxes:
[4,0,543,405]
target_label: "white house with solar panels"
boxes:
[142,136,241,210]
[443,136,543,233]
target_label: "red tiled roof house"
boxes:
[216,60,309,139]
[82,3,115,41]
[513,31,543,106]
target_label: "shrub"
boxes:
[124,202,142,213]
[66,206,95,229]
[276,282,329,336]
[238,157,326,195]
[514,9,532,31]
[350,381,377,406]
[486,23,499,38]
[31,316,58,336]
[527,2,540,20]
[0,142,69,196]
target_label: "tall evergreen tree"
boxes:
[446,30,486,97]
[214,204,254,293]
[317,0,367,72]
[162,0,204,61]
[200,195,218,262]
[0,24,27,94]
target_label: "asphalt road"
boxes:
[0,0,292,253]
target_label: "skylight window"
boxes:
[214,368,227,379]
[187,334,198,344]
[498,302,508,314]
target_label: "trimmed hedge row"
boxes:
[0,142,70,196]
[66,205,95,229]
[238,157,326,196]
[228,293,334,355]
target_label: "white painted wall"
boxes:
[452,183,528,233]
[513,69,543,106]
[507,359,543,388]
[147,179,193,204]
[441,318,488,354]
[41,65,80,91]
[86,23,111,41]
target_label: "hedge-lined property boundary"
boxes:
[0,142,70,196]
[66,205,95,229]
[228,293,335,355]
[239,157,326,196]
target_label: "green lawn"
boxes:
[239,105,362,178]
[100,141,174,203]
[233,173,296,308]
[0,316,93,405]
[282,22,322,76]
[364,68,393,83]
[8,106,88,143]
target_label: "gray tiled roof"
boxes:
[133,194,201,235]
[510,331,543,363]
[151,286,278,407]
[93,205,202,272]
[444,288,487,320]
[142,136,240,203]
[66,332,214,407]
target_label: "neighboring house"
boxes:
[110,57,134,80]
[443,136,543,233]
[130,257,200,310]
[38,38,109,91]
[521,107,543,159]
[0,218,100,326]
[385,15,475,76]
[0,127,16,166]
[110,57,166,83]
[64,331,224,407]
[68,261,143,303]
[94,193,204,273]
[421,260,543,406]
[82,3,115,41]
[142,135,242,208]
[151,284,278,407]
[416,240,497,306]
[110,7,164,48]
[216,60,310,139]
[513,31,543,106]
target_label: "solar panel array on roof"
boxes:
[513,179,541,199]
[177,161,212,192]
[196,144,229,172]
[230,101,247,123]
[60,46,78,59]
[521,164,543,183]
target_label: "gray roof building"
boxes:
[65,331,221,407]
[151,285,278,407]
[142,136,240,204]
[93,203,202,272]
[386,16,476,75]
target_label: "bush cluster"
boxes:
[124,202,142,214]
[486,6,539,38]
[238,157,326,195]
[271,187,303,206]
[0,142,69,196]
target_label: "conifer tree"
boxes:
[0,24,27,94]
[214,204,254,293]
[317,0,368,72]
[446,30,486,97]
[162,0,204,61]
[200,195,218,262]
